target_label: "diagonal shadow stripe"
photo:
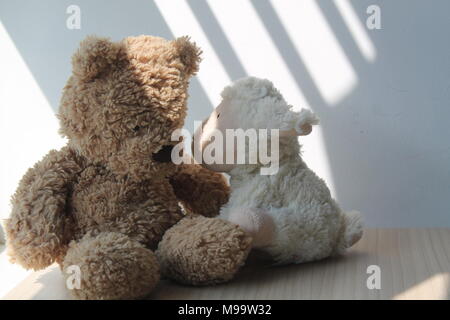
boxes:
[250,0,327,114]
[316,0,370,74]
[187,0,248,80]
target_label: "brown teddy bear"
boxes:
[5,35,252,299]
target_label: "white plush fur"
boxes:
[0,223,5,244]
[218,77,363,265]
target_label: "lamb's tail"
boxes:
[337,210,363,252]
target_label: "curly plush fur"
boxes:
[196,77,363,265]
[5,35,251,299]
[157,215,252,285]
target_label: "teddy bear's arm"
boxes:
[169,164,230,217]
[6,146,83,270]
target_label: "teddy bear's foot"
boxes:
[156,215,252,285]
[62,232,159,300]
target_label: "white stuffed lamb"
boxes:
[193,77,363,265]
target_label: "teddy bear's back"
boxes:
[69,161,184,249]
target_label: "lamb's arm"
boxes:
[227,208,275,248]
[6,147,83,270]
[170,163,230,217]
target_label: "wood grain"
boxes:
[3,229,450,300]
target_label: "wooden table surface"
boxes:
[3,229,450,300]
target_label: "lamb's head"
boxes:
[193,77,319,174]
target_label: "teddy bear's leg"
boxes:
[156,215,252,285]
[62,232,159,300]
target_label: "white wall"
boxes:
[0,0,449,227]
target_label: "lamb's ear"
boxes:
[72,36,119,81]
[279,108,319,137]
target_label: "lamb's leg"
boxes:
[227,208,275,248]
[335,211,363,254]
[232,207,342,264]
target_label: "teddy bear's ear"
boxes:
[72,35,119,81]
[173,36,202,76]
[279,109,320,137]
